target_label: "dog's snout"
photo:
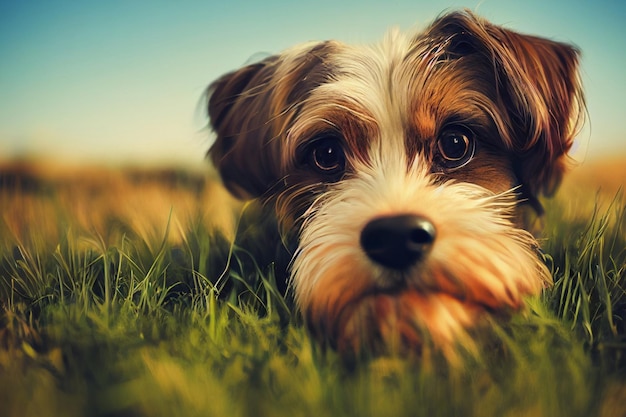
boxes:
[360,214,436,270]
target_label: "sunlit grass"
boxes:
[0,160,624,417]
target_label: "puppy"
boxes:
[206,10,585,360]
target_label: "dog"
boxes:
[205,10,585,360]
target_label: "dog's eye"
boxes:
[308,136,346,177]
[436,128,475,169]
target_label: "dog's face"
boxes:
[207,11,584,359]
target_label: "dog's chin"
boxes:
[327,287,492,359]
[295,210,549,361]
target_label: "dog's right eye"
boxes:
[307,136,346,178]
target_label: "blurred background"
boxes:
[1,0,624,167]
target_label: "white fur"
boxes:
[287,37,550,354]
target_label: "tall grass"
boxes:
[543,191,626,372]
[0,161,624,417]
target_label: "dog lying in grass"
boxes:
[205,10,585,360]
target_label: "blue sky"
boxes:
[1,0,624,165]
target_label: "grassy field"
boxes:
[0,158,624,417]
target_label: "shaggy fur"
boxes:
[206,10,585,360]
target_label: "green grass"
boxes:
[0,163,625,417]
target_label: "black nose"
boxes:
[360,214,436,270]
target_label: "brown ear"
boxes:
[207,57,280,199]
[430,11,585,200]
[207,42,335,199]
[490,24,585,199]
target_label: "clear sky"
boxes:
[1,0,624,166]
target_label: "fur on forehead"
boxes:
[207,10,584,207]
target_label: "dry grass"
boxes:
[559,157,626,215]
[1,160,241,247]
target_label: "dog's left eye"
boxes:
[307,136,346,178]
[436,128,475,169]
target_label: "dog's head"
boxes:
[206,11,584,359]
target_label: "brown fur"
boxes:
[208,11,583,220]
[206,10,585,359]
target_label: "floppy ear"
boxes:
[207,57,281,199]
[489,23,585,201]
[207,42,335,199]
[431,11,585,203]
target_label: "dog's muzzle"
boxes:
[360,214,436,270]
